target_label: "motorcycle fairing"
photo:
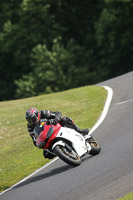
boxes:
[54,127,91,157]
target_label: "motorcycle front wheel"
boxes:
[54,145,81,167]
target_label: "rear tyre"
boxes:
[87,137,101,156]
[54,145,81,167]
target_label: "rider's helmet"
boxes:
[25,108,40,126]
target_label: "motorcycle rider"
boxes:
[25,107,89,159]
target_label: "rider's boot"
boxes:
[71,123,89,136]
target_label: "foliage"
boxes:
[95,0,133,78]
[0,0,132,100]
[15,37,102,98]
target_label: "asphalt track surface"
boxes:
[1,72,133,200]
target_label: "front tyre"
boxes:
[54,145,81,167]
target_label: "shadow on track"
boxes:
[11,155,92,191]
[13,164,73,190]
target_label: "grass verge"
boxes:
[117,192,133,200]
[0,86,106,192]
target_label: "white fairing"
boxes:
[54,127,92,157]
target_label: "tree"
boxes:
[0,0,133,100]
[0,0,60,100]
[95,0,133,78]
[15,38,87,98]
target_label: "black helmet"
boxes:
[25,108,40,125]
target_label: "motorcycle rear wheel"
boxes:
[54,145,81,167]
[87,137,101,156]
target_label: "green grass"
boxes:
[117,192,133,200]
[0,86,106,192]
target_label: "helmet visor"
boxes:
[26,114,37,125]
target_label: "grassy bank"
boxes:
[117,192,133,200]
[0,86,106,192]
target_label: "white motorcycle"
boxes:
[35,122,101,167]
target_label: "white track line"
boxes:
[0,158,59,195]
[0,85,113,195]
[89,86,113,134]
[115,99,133,105]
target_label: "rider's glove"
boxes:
[47,119,58,125]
